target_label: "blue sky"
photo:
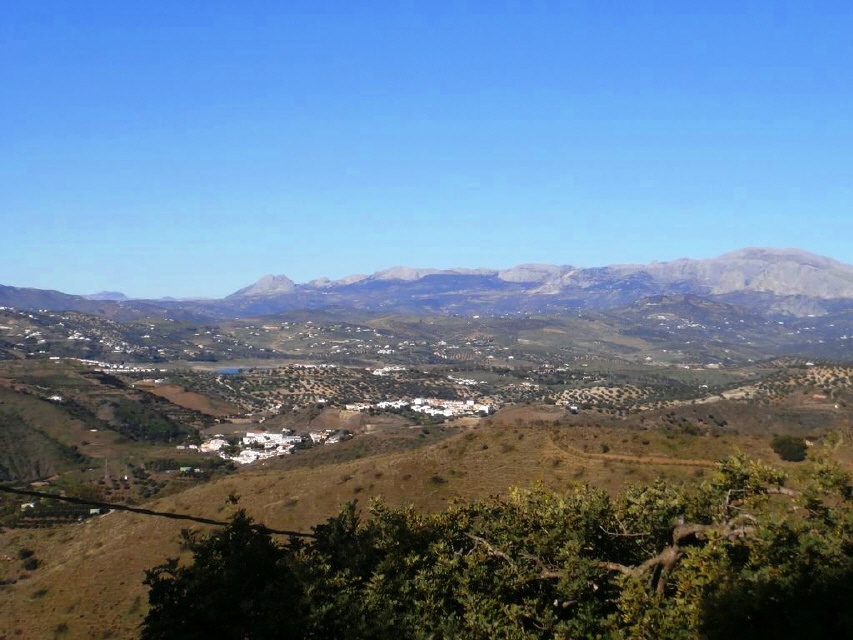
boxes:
[2,2,852,298]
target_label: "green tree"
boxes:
[771,434,808,461]
[142,511,305,639]
[142,455,853,639]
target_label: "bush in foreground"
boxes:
[143,455,853,639]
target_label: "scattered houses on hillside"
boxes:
[345,397,491,417]
[197,428,353,465]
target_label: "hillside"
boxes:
[0,403,90,482]
[1,363,852,638]
[0,325,851,637]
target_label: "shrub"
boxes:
[771,435,807,462]
[142,458,853,640]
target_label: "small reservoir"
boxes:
[215,367,242,375]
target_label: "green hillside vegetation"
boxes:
[0,354,852,638]
[142,455,853,640]
[106,397,191,443]
[2,412,846,639]
[0,408,90,482]
[0,364,228,521]
[771,434,808,462]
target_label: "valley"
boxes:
[1,250,853,637]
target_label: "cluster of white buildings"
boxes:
[292,363,338,369]
[345,397,491,418]
[243,431,303,448]
[411,397,491,417]
[199,428,351,465]
[74,358,164,373]
[199,431,299,464]
[447,375,482,386]
[372,365,407,376]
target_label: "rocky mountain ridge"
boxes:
[231,247,853,299]
[2,248,853,319]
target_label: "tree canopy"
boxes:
[142,455,853,639]
[771,434,809,462]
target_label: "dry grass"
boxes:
[2,379,853,639]
[135,383,239,417]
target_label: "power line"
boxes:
[0,485,316,538]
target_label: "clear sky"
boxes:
[2,1,852,298]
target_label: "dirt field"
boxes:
[135,383,239,416]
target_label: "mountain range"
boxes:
[3,248,853,320]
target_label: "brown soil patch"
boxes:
[137,384,238,416]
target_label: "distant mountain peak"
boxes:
[371,267,442,281]
[361,266,499,282]
[227,274,296,298]
[333,273,369,286]
[72,246,850,319]
[717,247,838,265]
[498,264,567,283]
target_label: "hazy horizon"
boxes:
[0,245,845,301]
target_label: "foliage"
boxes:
[108,398,189,443]
[771,434,808,462]
[142,511,305,639]
[142,455,853,639]
[0,409,90,482]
